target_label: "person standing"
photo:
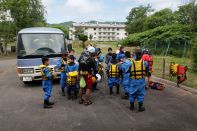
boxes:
[57,53,68,96]
[40,57,54,109]
[78,46,97,105]
[128,50,149,112]
[107,53,122,95]
[121,51,132,99]
[65,55,79,100]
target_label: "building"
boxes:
[69,22,128,41]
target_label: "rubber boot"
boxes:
[62,88,65,96]
[130,102,134,111]
[138,102,145,112]
[116,86,120,94]
[109,87,113,95]
[44,100,52,109]
[48,100,54,105]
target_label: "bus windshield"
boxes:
[17,34,65,57]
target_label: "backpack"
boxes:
[79,53,90,71]
[149,81,165,90]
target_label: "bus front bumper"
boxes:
[18,72,61,81]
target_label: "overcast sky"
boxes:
[42,0,185,24]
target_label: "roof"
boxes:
[72,23,126,28]
[18,27,64,34]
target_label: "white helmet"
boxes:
[96,74,101,82]
[87,46,95,53]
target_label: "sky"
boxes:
[42,0,185,24]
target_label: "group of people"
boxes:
[40,44,153,112]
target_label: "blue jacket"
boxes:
[65,63,78,73]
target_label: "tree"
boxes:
[144,8,177,30]
[6,0,46,30]
[126,5,153,34]
[49,25,69,39]
[0,0,46,54]
[78,33,88,49]
[175,1,197,25]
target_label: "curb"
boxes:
[152,76,197,94]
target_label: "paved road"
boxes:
[0,59,197,131]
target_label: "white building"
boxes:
[69,22,128,41]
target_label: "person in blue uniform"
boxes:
[107,53,122,95]
[128,50,149,112]
[40,57,54,109]
[116,46,125,61]
[57,53,68,96]
[65,55,79,99]
[121,51,132,99]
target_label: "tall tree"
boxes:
[0,0,46,54]
[144,8,177,30]
[175,0,197,25]
[125,5,153,34]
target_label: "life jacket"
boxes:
[60,58,67,72]
[39,65,53,80]
[67,71,78,85]
[130,60,147,79]
[97,63,103,74]
[177,65,187,84]
[170,62,179,76]
[170,62,187,84]
[142,54,153,72]
[109,64,119,78]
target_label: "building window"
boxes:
[103,28,106,31]
[103,33,106,35]
[99,28,101,31]
[112,28,115,31]
[94,33,96,35]
[108,33,110,35]
[94,28,96,30]
[85,28,88,30]
[108,28,110,31]
[99,33,101,35]
[117,33,119,35]
[117,28,119,31]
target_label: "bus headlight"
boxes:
[54,66,60,72]
[21,68,34,74]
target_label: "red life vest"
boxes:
[142,54,153,71]
[177,65,187,84]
